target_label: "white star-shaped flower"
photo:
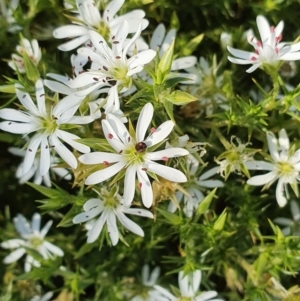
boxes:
[69,21,156,97]
[79,103,188,208]
[53,0,148,51]
[73,190,153,245]
[274,200,300,235]
[168,155,223,217]
[9,147,71,187]
[246,129,300,207]
[0,79,93,176]
[150,270,223,301]
[227,15,300,73]
[30,292,54,301]
[8,38,41,73]
[1,213,64,272]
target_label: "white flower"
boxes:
[274,200,300,235]
[73,190,153,245]
[8,38,41,73]
[245,129,300,207]
[180,57,228,116]
[227,15,300,73]
[69,21,156,96]
[0,79,92,176]
[30,292,54,301]
[79,103,188,208]
[0,0,22,32]
[53,0,149,51]
[130,264,161,301]
[150,270,223,301]
[9,147,71,187]
[168,155,224,217]
[1,213,64,272]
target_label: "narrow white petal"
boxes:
[44,79,73,95]
[227,46,253,60]
[146,161,187,183]
[246,64,261,73]
[85,161,125,185]
[53,25,89,39]
[227,56,253,65]
[102,119,124,153]
[79,152,122,164]
[0,109,31,122]
[15,85,40,116]
[267,131,280,161]
[144,120,174,147]
[0,121,38,134]
[1,239,24,249]
[192,270,201,293]
[40,220,53,237]
[150,24,166,50]
[244,160,274,171]
[107,212,119,246]
[87,211,109,243]
[39,136,51,176]
[171,56,197,70]
[256,15,270,44]
[280,52,300,61]
[127,49,156,69]
[106,113,131,145]
[276,178,287,207]
[274,217,292,226]
[147,148,189,161]
[3,248,26,264]
[195,291,218,301]
[73,206,103,223]
[291,200,300,221]
[247,171,277,186]
[278,129,289,152]
[115,208,144,237]
[43,241,64,257]
[23,134,43,175]
[49,134,78,169]
[137,168,153,208]
[160,28,176,57]
[57,130,90,153]
[35,79,46,116]
[178,271,189,297]
[31,213,41,233]
[123,165,137,206]
[104,0,125,21]
[136,103,153,142]
[122,207,153,219]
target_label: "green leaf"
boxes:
[181,33,204,56]
[0,84,15,94]
[163,100,174,123]
[22,50,40,82]
[165,90,197,105]
[27,182,63,198]
[213,208,227,231]
[196,188,217,216]
[157,40,175,84]
[156,207,182,226]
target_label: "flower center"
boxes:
[97,21,110,41]
[124,142,147,166]
[28,236,43,248]
[41,116,58,134]
[276,161,295,176]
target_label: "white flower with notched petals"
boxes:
[150,270,223,301]
[168,155,223,217]
[245,129,300,207]
[1,213,64,272]
[53,0,148,51]
[79,103,188,208]
[30,292,54,301]
[69,21,156,97]
[274,200,300,235]
[9,147,71,187]
[0,79,92,176]
[130,264,161,301]
[8,38,41,73]
[228,15,300,73]
[73,190,153,245]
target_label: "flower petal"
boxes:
[3,248,26,264]
[107,211,119,246]
[144,120,174,147]
[247,171,277,186]
[123,165,137,206]
[136,103,153,142]
[79,152,122,165]
[87,210,109,243]
[137,168,153,208]
[146,148,189,161]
